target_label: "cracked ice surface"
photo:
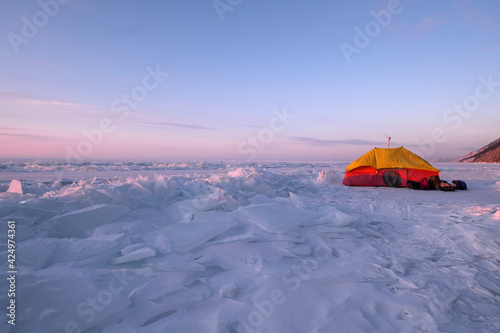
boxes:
[0,162,499,332]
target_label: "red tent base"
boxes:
[342,167,439,187]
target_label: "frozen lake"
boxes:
[0,161,499,332]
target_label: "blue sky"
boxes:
[0,0,499,161]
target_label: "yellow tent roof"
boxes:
[346,147,440,172]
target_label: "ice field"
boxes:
[0,161,499,332]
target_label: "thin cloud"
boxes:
[132,118,219,131]
[237,123,265,129]
[453,0,497,33]
[0,132,66,142]
[14,99,88,108]
[157,122,217,131]
[0,89,33,99]
[480,15,496,33]
[413,17,449,38]
[290,136,383,147]
[0,89,98,110]
[0,126,68,142]
[0,113,22,118]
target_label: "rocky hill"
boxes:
[459,137,500,163]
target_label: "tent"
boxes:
[342,146,440,187]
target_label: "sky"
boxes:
[0,0,499,162]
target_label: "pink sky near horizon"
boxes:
[1,90,497,162]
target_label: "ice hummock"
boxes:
[7,179,23,195]
[0,161,499,332]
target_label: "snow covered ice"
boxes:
[0,161,499,332]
